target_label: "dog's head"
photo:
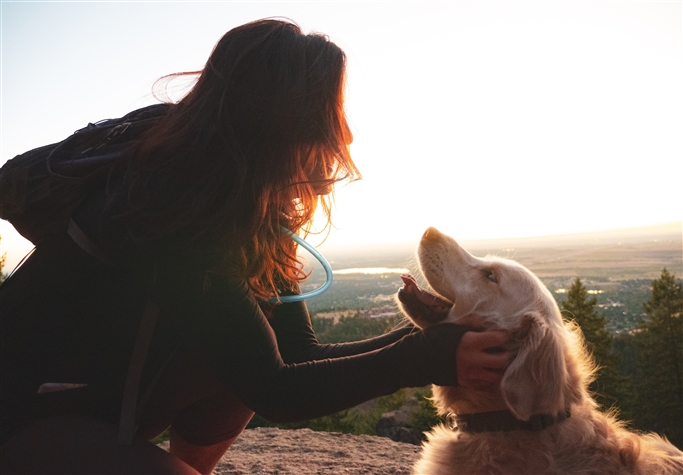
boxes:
[397,227,590,421]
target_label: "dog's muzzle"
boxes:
[397,274,452,324]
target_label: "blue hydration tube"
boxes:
[269,227,333,303]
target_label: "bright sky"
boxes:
[2,2,682,269]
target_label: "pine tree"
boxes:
[561,277,626,412]
[633,269,683,448]
[0,235,7,285]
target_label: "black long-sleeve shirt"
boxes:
[0,168,467,443]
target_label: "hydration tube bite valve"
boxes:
[268,228,333,303]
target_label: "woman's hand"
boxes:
[456,330,511,389]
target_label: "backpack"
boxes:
[0,103,170,245]
[0,103,169,445]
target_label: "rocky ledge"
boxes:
[162,427,422,474]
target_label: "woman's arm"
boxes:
[192,274,467,423]
[266,299,417,363]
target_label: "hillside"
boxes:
[303,222,682,332]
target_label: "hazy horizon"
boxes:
[2,220,681,274]
[314,220,683,253]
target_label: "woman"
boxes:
[0,19,509,474]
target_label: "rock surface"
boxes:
[376,398,423,445]
[162,427,422,474]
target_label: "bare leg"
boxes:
[165,389,254,475]
[169,427,238,475]
[0,415,200,475]
[137,346,254,474]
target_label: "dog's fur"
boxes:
[398,227,683,475]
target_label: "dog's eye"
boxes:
[484,269,498,283]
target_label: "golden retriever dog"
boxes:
[397,227,683,475]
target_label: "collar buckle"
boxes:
[446,412,459,431]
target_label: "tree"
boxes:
[632,269,683,448]
[0,235,7,285]
[410,386,443,439]
[561,277,627,413]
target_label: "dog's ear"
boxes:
[500,313,571,421]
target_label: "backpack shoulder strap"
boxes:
[66,219,119,268]
[67,218,159,446]
[118,298,159,445]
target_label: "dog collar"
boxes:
[446,409,571,433]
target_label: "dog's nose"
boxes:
[423,227,441,241]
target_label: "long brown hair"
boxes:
[117,19,359,299]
